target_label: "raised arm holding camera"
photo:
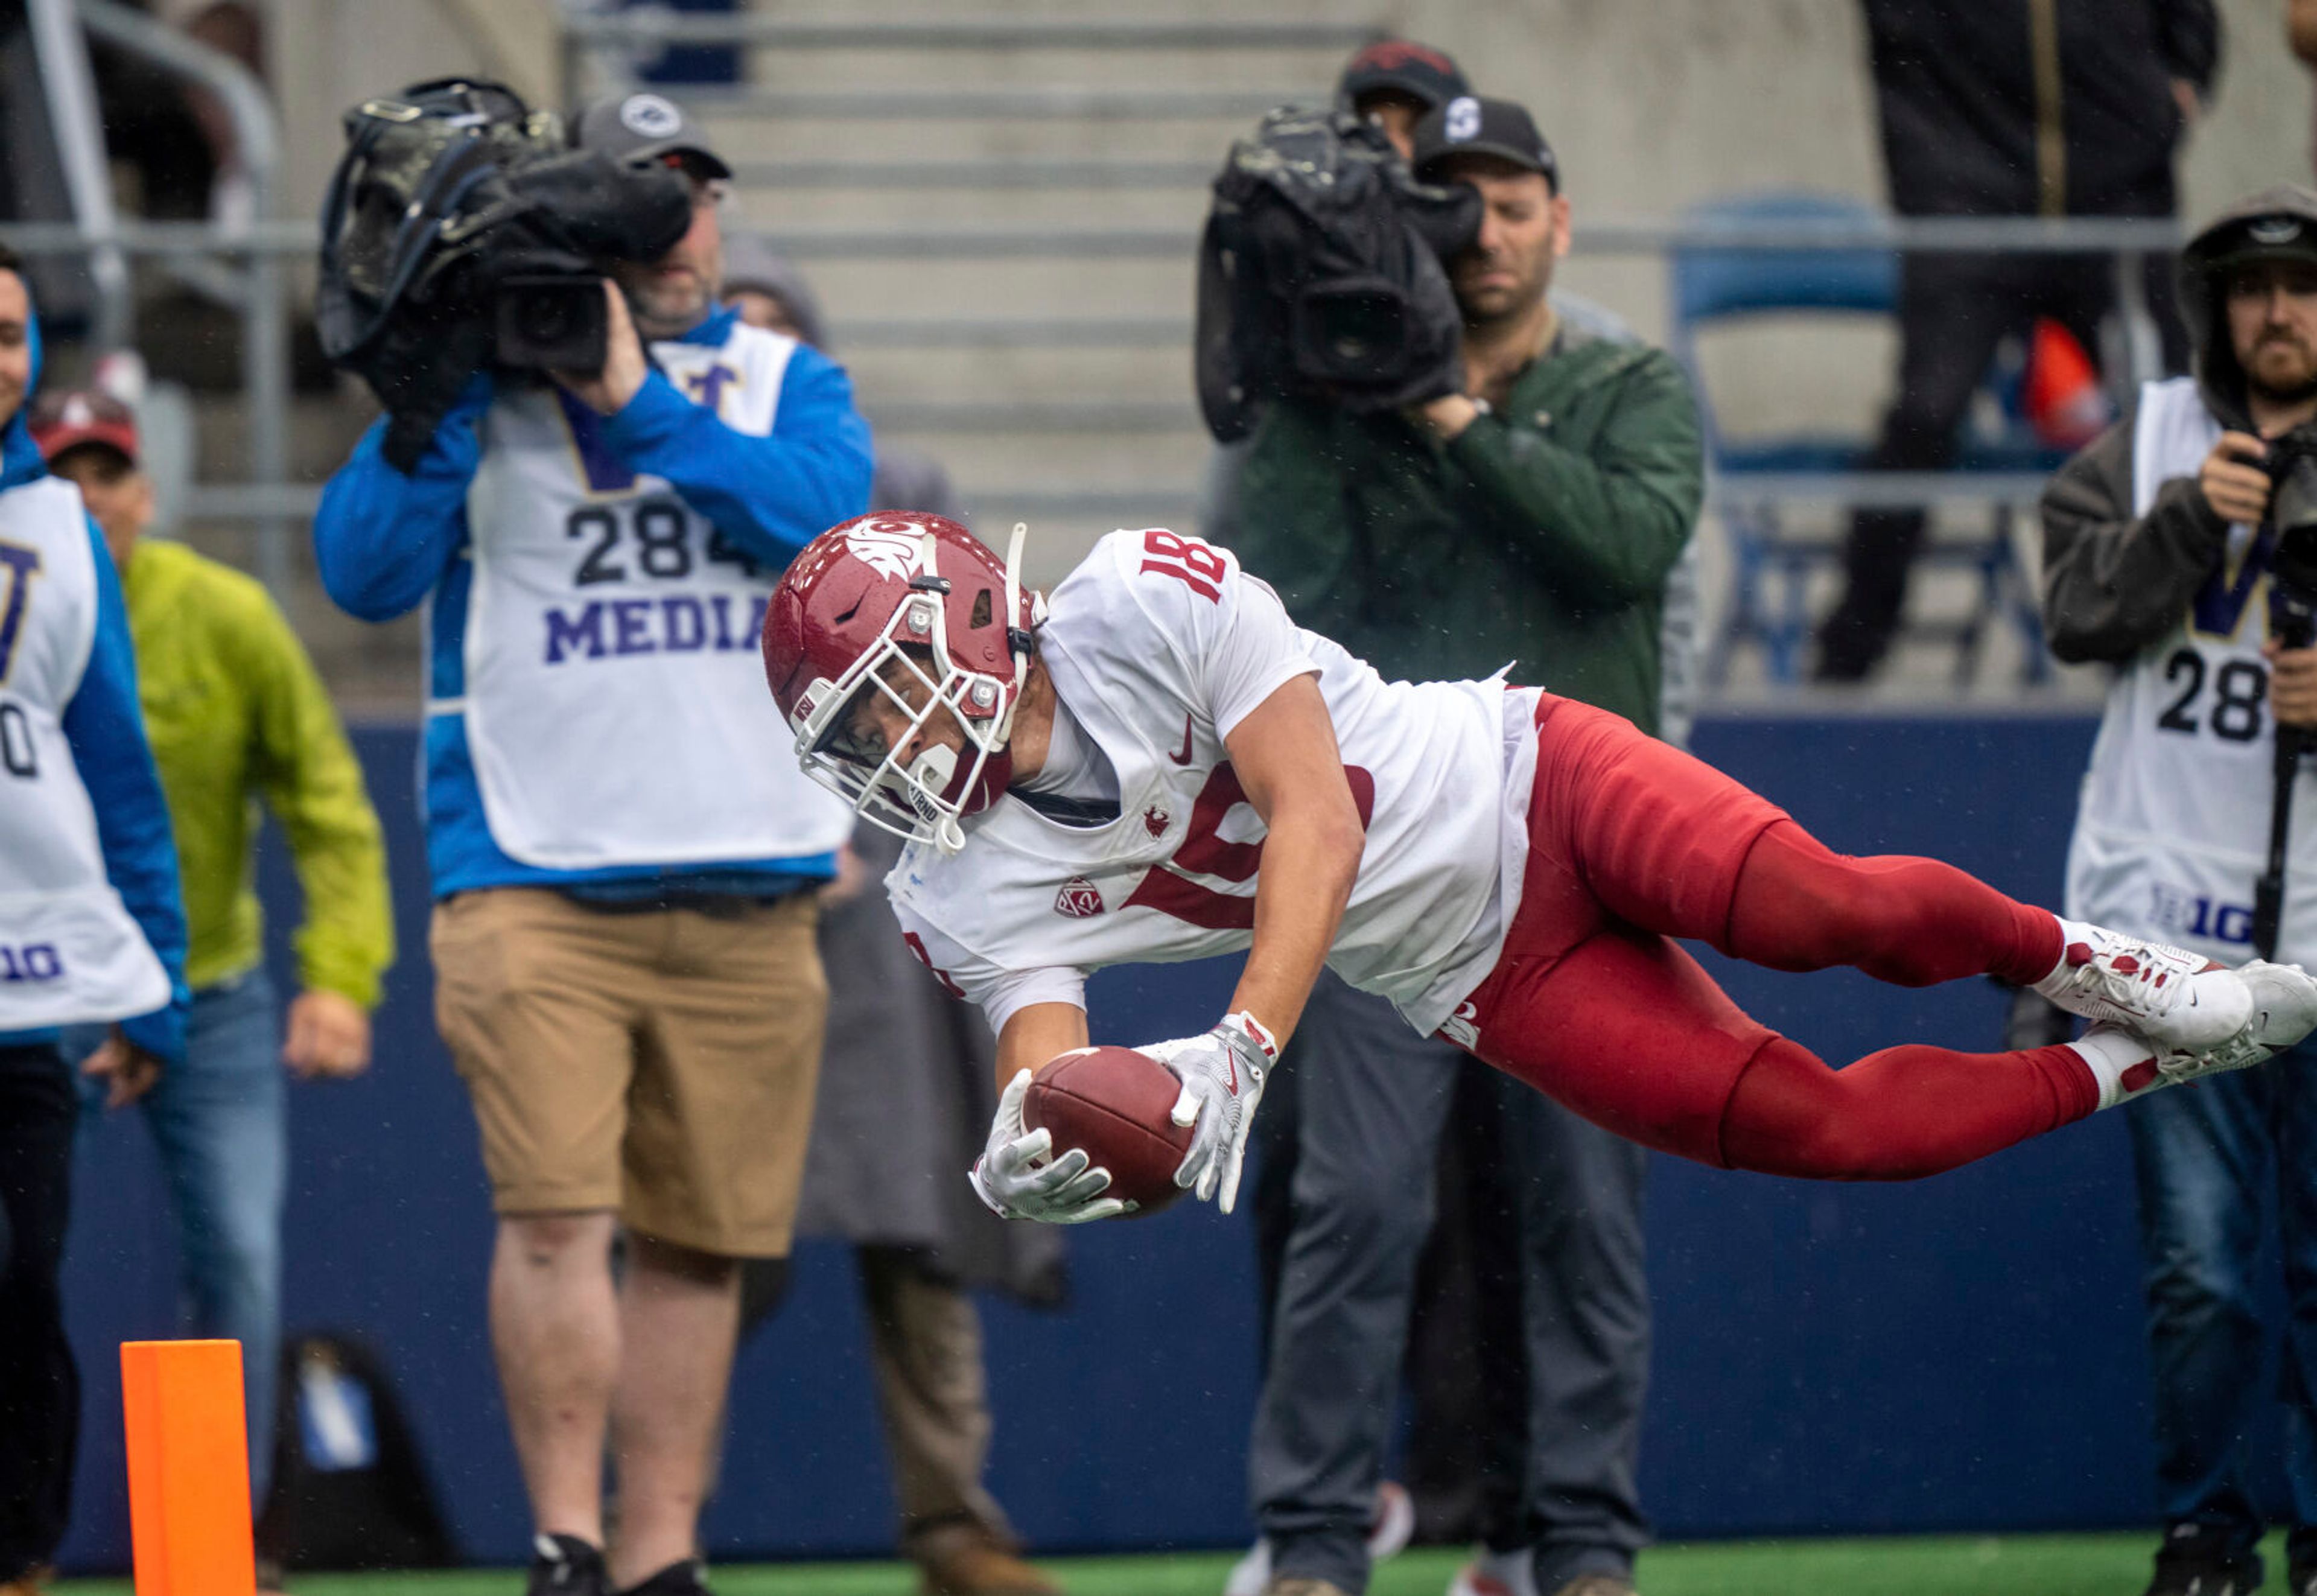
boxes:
[311,83,871,1596]
[2040,185,2317,1596]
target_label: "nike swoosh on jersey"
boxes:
[1169,714,1193,765]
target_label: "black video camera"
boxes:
[2267,425,2317,649]
[1195,108,1482,442]
[316,78,693,466]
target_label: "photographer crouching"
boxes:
[2042,185,2317,1596]
[312,83,869,1596]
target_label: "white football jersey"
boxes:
[888,528,1540,1038]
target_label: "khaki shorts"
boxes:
[430,887,827,1257]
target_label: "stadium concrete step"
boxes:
[596,4,1387,580]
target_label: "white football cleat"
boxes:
[2151,959,2317,1082]
[1222,1539,1270,1596]
[1446,1547,1539,1596]
[1221,1483,1413,1596]
[2035,924,2251,1054]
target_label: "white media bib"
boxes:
[460,323,853,870]
[2064,376,2317,965]
[0,476,171,1026]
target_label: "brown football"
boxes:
[1023,1044,1194,1216]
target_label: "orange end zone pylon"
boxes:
[121,1340,255,1596]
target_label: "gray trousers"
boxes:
[1251,974,1651,1595]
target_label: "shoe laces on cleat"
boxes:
[2041,930,2248,1052]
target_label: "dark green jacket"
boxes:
[1233,327,1704,735]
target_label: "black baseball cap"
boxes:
[2184,187,2317,282]
[1411,95,1559,192]
[1335,38,1470,115]
[570,90,732,180]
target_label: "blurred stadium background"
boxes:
[18,0,2317,1587]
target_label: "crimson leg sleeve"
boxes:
[1463,921,2100,1178]
[1717,1034,2100,1181]
[1721,822,2060,988]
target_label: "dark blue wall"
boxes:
[57,713,2243,1570]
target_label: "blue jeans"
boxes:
[76,968,285,1502]
[2129,1034,2317,1569]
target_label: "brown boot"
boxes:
[1549,1577,1639,1596]
[918,1537,1062,1596]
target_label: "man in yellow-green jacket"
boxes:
[37,389,393,1524]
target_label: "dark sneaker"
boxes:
[2289,1563,2317,1596]
[528,1534,612,1596]
[2145,1525,2262,1596]
[617,1560,710,1596]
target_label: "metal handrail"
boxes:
[727,159,1220,189]
[564,13,1382,49]
[76,0,291,596]
[0,212,2186,261]
[25,0,129,349]
[681,86,1305,118]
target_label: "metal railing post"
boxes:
[25,0,130,350]
[77,0,291,596]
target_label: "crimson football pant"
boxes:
[1457,697,2092,1180]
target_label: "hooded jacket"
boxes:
[2039,185,2317,663]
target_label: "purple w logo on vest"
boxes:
[2194,526,2278,638]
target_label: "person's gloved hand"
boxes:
[968,1069,1131,1224]
[367,297,495,474]
[1143,1011,1276,1212]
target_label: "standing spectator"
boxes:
[2041,185,2317,1596]
[2292,0,2317,180]
[722,245,1068,1596]
[0,247,187,1596]
[1232,95,1702,1596]
[313,95,870,1596]
[37,386,392,1573]
[1816,0,2219,682]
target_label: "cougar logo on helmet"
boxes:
[845,523,925,582]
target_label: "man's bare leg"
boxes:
[491,1211,620,1549]
[608,1234,742,1587]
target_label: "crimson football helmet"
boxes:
[762,512,1041,852]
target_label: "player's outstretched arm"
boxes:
[996,1002,1092,1092]
[1223,672,1366,1047]
[1132,674,1366,1215]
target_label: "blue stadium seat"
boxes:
[1669,191,2053,686]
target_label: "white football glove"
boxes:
[968,1069,1131,1224]
[1143,1011,1277,1213]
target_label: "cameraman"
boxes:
[1232,95,1700,1596]
[2042,184,2317,1596]
[314,93,869,1596]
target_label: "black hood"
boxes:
[2179,184,2317,422]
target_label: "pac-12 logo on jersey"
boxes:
[1054,876,1105,918]
[1142,804,1171,839]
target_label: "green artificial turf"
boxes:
[56,1531,2287,1595]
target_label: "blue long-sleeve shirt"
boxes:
[0,307,188,1060]
[313,306,874,900]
